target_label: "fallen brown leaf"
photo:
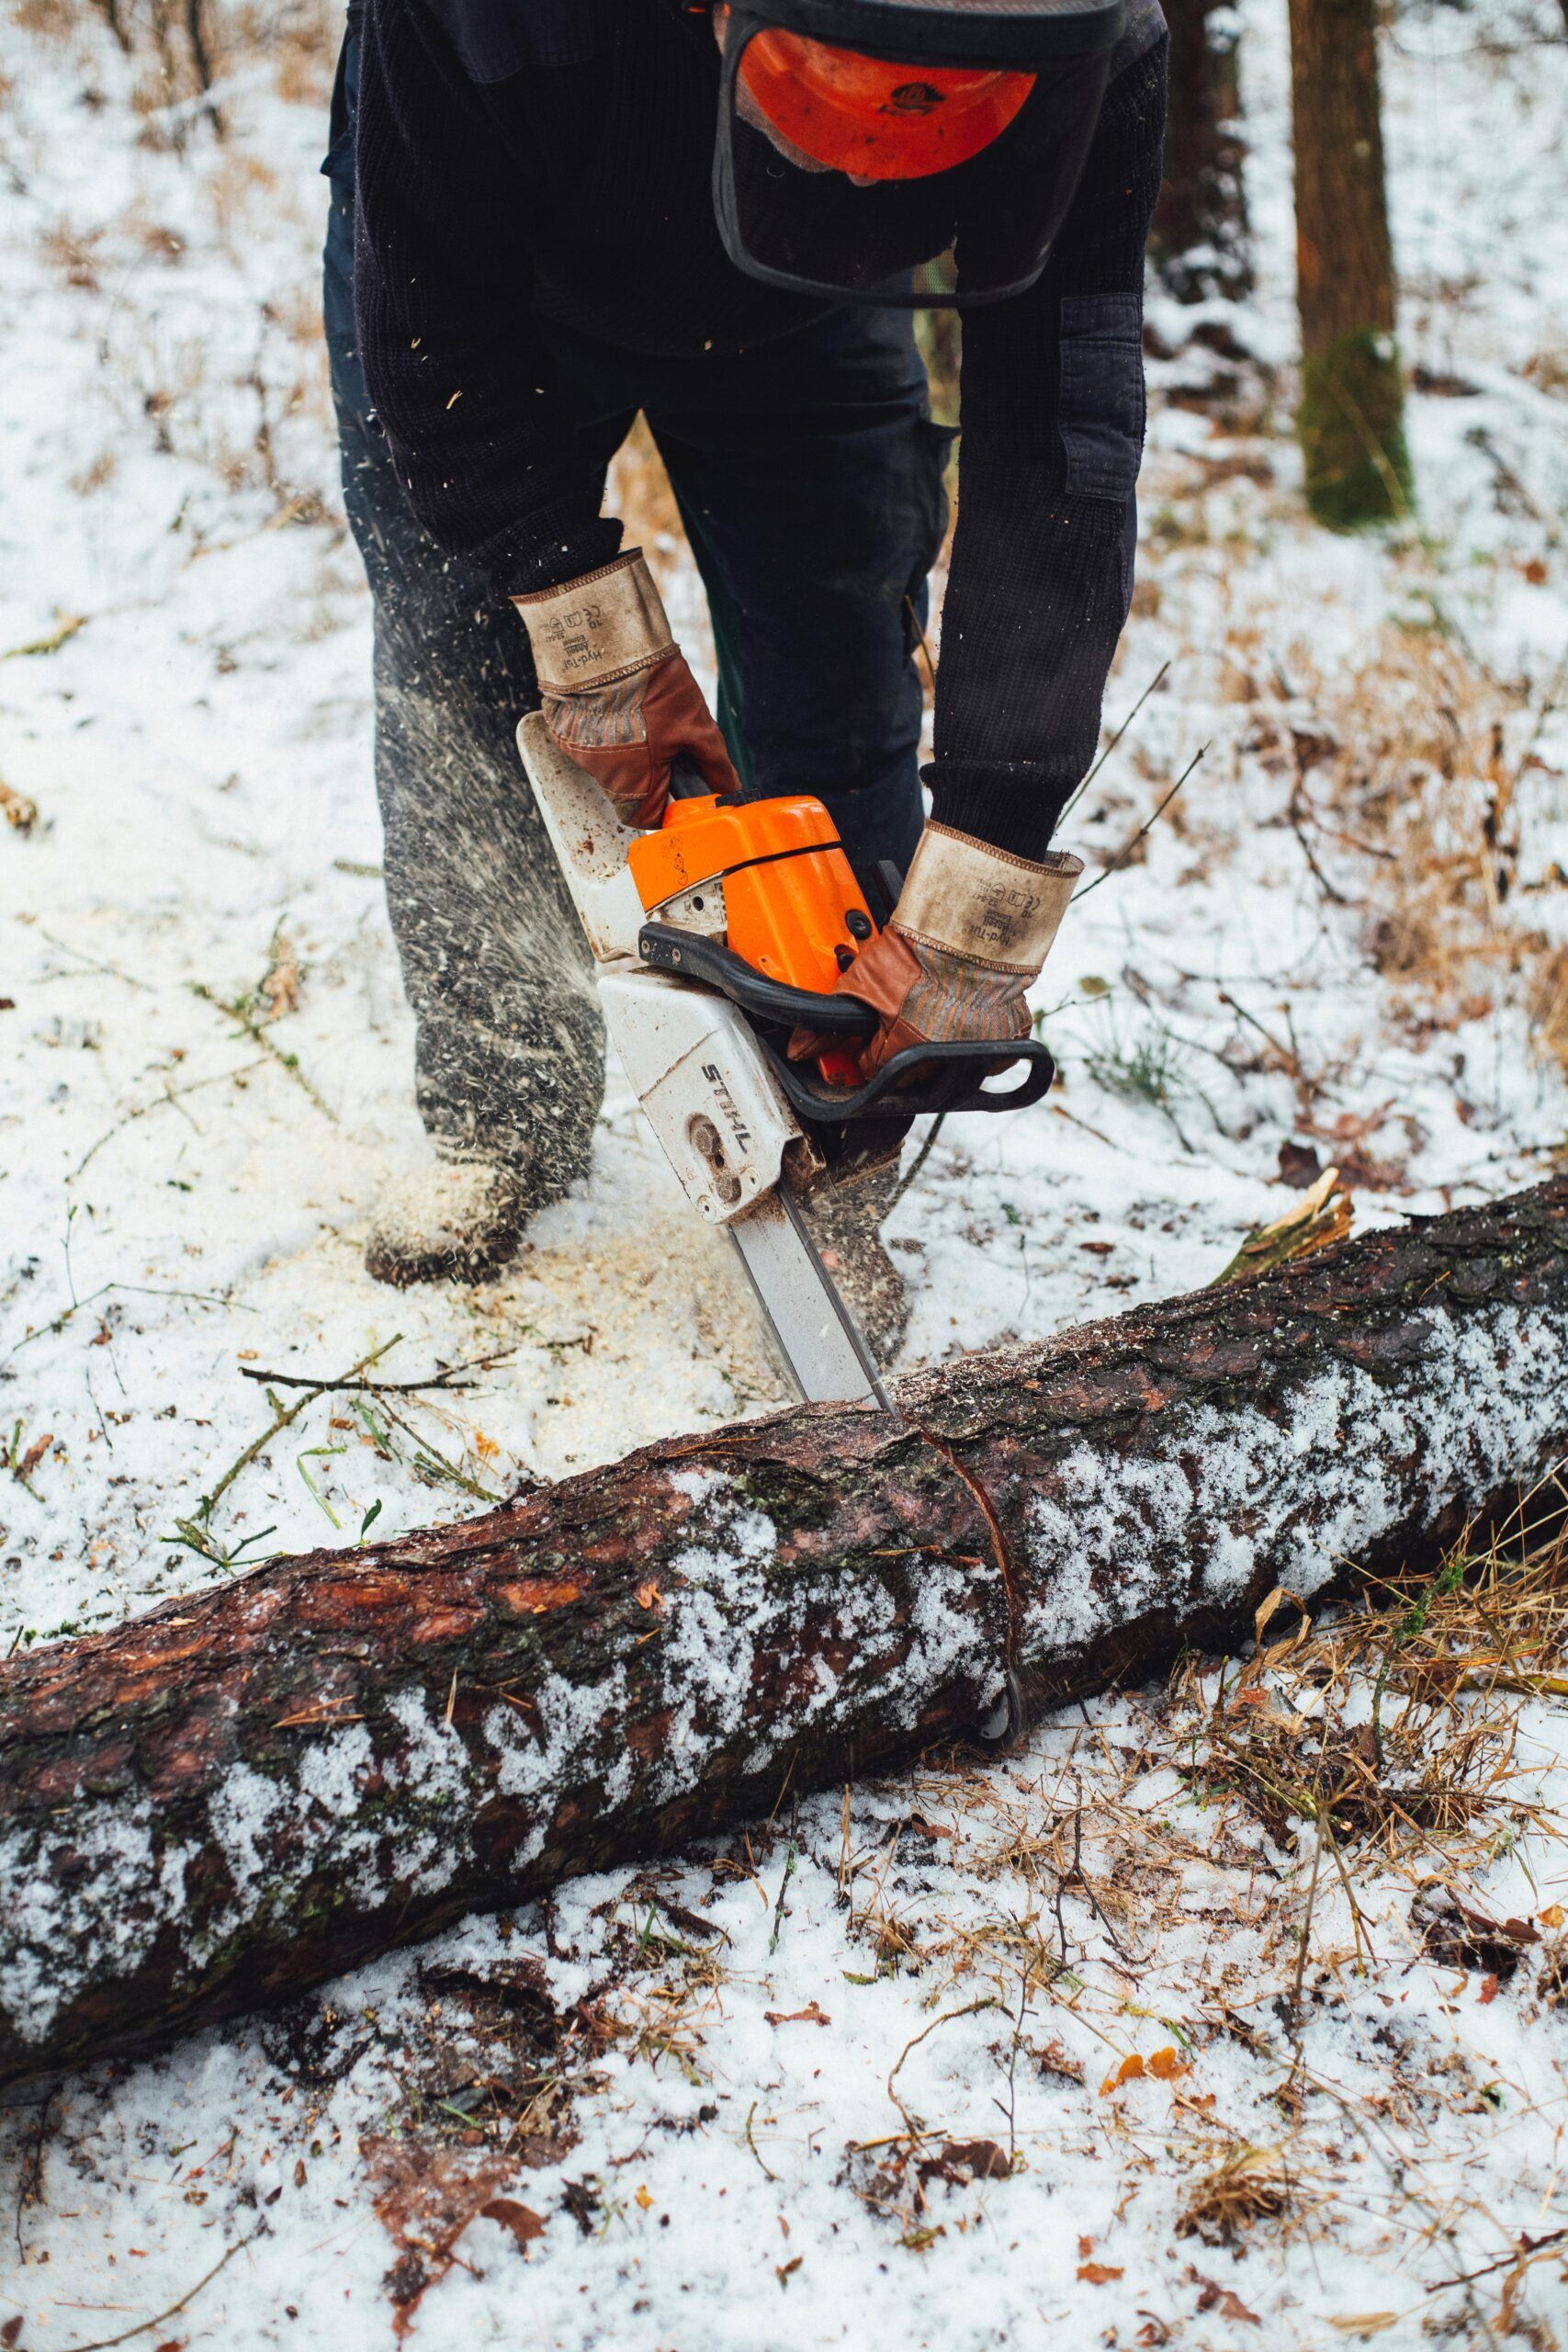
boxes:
[764,2001,830,2027]
[1197,2283,1260,2324]
[937,2139,1011,2180]
[262,958,301,1018]
[481,2196,546,2251]
[1079,2262,1124,2285]
[1277,1139,1323,1189]
[1176,2089,1217,2114]
[1101,2045,1187,2093]
[14,1434,52,1482]
[0,776,39,835]
[360,2132,514,2335]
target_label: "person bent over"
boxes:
[321,0,1168,1353]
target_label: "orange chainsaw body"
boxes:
[626,792,875,1086]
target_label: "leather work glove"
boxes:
[513,549,739,829]
[795,821,1082,1079]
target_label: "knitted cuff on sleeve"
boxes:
[920,759,1080,865]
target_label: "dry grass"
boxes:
[1237,616,1568,1076]
[1122,409,1567,1114]
[607,416,686,567]
[1176,2140,1296,2246]
[1179,1504,1568,1870]
[767,1498,1568,2330]
[1523,350,1568,402]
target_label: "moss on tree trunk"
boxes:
[1288,0,1413,526]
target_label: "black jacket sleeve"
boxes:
[352,0,622,592]
[927,36,1168,863]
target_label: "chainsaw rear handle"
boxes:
[637,921,1056,1122]
[760,1033,1056,1123]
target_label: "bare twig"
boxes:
[1291,1822,1325,2011]
[1047,1100,1125,1152]
[768,1838,798,1956]
[1061,659,1173,826]
[889,1114,948,1215]
[191,983,335,1121]
[1071,747,1207,904]
[743,2099,778,2183]
[1430,2227,1568,2291]
[1,613,85,662]
[886,1996,1003,2136]
[1288,781,1349,906]
[236,1346,513,1396]
[60,2231,254,2352]
[175,1340,401,1555]
[37,927,148,993]
[70,1059,267,1180]
[4,1279,241,1365]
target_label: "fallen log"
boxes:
[4,1178,1566,2086]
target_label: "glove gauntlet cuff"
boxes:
[892,822,1083,975]
[512,549,673,695]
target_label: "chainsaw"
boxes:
[516,712,1055,1408]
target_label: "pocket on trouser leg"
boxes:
[1058,292,1147,503]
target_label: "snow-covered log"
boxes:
[3,1179,1566,2086]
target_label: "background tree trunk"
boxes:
[1288,0,1414,526]
[1150,0,1252,304]
[4,1180,1565,2088]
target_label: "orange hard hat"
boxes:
[734,20,1035,181]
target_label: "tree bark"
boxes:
[5,1180,1567,2087]
[1150,0,1251,305]
[1288,0,1414,526]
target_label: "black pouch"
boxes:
[1057,290,1145,503]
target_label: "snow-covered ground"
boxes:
[2,3,1567,2345]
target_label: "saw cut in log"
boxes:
[3,1180,1566,2086]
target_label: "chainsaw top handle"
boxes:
[637,921,1055,1122]
[668,750,733,803]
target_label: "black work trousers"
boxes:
[322,53,948,1165]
